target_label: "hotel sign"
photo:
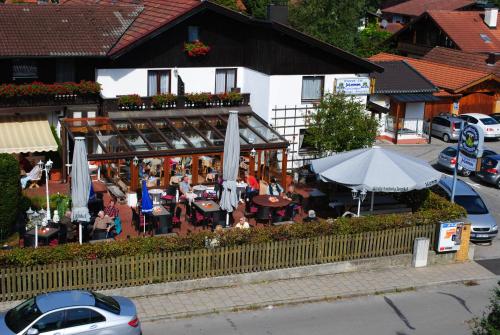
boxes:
[334,78,372,95]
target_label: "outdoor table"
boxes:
[148,188,163,205]
[152,205,171,234]
[252,195,291,208]
[26,227,59,246]
[193,184,208,197]
[193,200,221,213]
[184,191,197,204]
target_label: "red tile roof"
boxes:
[427,10,500,53]
[382,0,474,17]
[422,47,500,76]
[385,22,404,34]
[0,4,141,57]
[61,0,201,56]
[369,53,493,92]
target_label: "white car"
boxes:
[459,113,500,139]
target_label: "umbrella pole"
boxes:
[79,223,82,245]
[226,213,230,228]
[357,198,361,217]
[370,192,375,212]
[143,215,146,235]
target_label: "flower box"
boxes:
[184,40,211,57]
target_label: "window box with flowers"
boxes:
[184,40,211,57]
[215,92,243,106]
[185,92,212,107]
[152,93,177,109]
[117,94,143,110]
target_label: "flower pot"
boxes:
[50,169,62,181]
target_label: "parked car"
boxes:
[437,146,497,176]
[0,290,141,335]
[431,115,463,142]
[459,113,500,139]
[477,154,500,188]
[433,176,497,243]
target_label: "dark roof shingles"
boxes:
[371,60,437,94]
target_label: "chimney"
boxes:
[484,8,498,29]
[267,2,289,25]
[486,52,500,66]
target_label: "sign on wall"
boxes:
[334,78,371,95]
[437,221,464,252]
[458,124,484,171]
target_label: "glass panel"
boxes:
[150,119,190,149]
[215,69,226,94]
[301,76,323,101]
[169,118,209,148]
[188,26,199,42]
[113,120,149,152]
[226,69,236,92]
[190,118,225,147]
[148,71,157,96]
[86,121,127,154]
[243,116,282,142]
[133,119,169,151]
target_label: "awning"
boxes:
[367,100,390,114]
[391,93,441,102]
[0,115,58,153]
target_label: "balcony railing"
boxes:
[102,93,251,113]
[0,94,100,108]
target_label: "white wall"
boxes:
[240,68,270,120]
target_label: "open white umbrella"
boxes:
[311,146,441,215]
[71,137,91,244]
[219,110,240,227]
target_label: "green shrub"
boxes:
[0,193,466,267]
[117,94,142,109]
[0,154,21,240]
[152,93,176,109]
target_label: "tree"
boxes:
[212,0,241,11]
[355,22,393,58]
[472,281,500,335]
[243,0,272,19]
[0,154,21,240]
[289,0,366,53]
[305,92,379,155]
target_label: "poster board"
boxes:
[436,221,464,252]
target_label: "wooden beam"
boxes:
[181,116,213,146]
[163,157,170,187]
[192,155,199,185]
[130,160,139,193]
[126,118,154,151]
[163,117,195,147]
[249,153,255,177]
[146,118,174,149]
[257,150,262,180]
[281,148,287,189]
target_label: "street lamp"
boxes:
[30,211,40,248]
[351,188,367,217]
[37,159,53,225]
[133,156,139,167]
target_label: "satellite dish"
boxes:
[380,19,388,29]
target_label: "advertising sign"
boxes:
[458,124,484,171]
[335,78,371,95]
[437,221,464,252]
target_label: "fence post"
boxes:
[456,223,471,262]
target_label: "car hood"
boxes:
[0,313,16,335]
[112,296,137,317]
[467,214,497,229]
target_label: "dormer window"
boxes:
[188,26,199,42]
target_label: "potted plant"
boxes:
[185,92,212,107]
[216,92,243,106]
[117,94,143,110]
[183,40,211,57]
[152,93,176,109]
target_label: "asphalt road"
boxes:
[378,138,500,260]
[142,279,499,335]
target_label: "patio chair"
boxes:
[20,165,43,189]
[256,206,271,224]
[172,206,182,228]
[259,180,269,195]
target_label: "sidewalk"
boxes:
[0,261,496,320]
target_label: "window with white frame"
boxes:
[148,70,170,96]
[301,76,324,102]
[215,68,237,93]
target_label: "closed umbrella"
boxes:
[71,137,91,244]
[311,146,441,215]
[141,179,153,234]
[220,110,240,227]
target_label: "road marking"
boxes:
[465,181,482,189]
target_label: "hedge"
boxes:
[0,154,21,240]
[0,193,466,267]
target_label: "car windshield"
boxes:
[454,196,489,215]
[480,118,498,125]
[5,297,42,333]
[92,292,120,314]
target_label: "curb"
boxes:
[140,275,497,323]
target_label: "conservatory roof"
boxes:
[62,110,288,160]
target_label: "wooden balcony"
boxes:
[397,42,433,57]
[0,94,100,108]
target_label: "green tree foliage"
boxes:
[212,0,240,11]
[289,0,366,53]
[0,154,21,240]
[305,92,379,155]
[472,281,500,335]
[243,0,272,19]
[356,22,393,58]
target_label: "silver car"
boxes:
[431,115,463,142]
[434,176,498,243]
[437,146,497,177]
[0,290,141,335]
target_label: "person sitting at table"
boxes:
[284,184,302,217]
[303,210,319,223]
[268,177,284,196]
[60,210,77,243]
[179,175,192,196]
[91,211,114,240]
[235,216,250,229]
[104,199,119,219]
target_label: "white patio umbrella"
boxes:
[219,110,240,227]
[71,137,92,244]
[311,146,442,215]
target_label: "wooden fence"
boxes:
[0,225,436,301]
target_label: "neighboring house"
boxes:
[381,0,477,25]
[370,53,500,117]
[0,1,381,174]
[368,60,439,144]
[390,8,500,57]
